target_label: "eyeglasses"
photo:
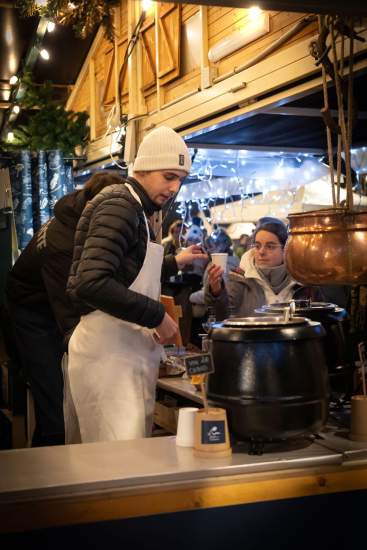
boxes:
[250,243,283,252]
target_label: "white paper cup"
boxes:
[211,253,228,272]
[176,407,199,447]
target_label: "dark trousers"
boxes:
[4,302,65,446]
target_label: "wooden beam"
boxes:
[186,143,326,154]
[262,106,367,119]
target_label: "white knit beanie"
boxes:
[133,126,191,174]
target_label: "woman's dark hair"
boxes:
[253,220,288,247]
[83,171,125,201]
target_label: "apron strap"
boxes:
[125,183,150,243]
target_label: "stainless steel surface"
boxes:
[316,426,367,462]
[0,434,341,503]
[256,302,337,314]
[222,316,308,327]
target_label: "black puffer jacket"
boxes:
[67,178,178,329]
[6,189,88,337]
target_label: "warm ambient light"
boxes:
[248,6,263,20]
[208,10,269,63]
[7,132,15,142]
[12,105,20,114]
[9,75,18,85]
[47,21,56,33]
[141,0,153,12]
[40,48,50,60]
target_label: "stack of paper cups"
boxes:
[176,407,199,447]
[350,395,367,442]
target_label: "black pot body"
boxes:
[304,308,352,393]
[208,321,329,441]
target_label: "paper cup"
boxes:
[350,395,367,442]
[176,407,199,447]
[211,253,228,272]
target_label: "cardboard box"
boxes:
[154,401,178,434]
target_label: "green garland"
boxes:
[16,0,121,41]
[3,72,89,155]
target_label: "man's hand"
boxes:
[155,313,179,345]
[207,264,224,297]
[175,244,208,270]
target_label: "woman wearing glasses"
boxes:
[205,219,321,319]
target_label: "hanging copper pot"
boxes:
[285,208,367,285]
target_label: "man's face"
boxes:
[135,170,187,206]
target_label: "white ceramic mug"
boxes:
[176,407,199,447]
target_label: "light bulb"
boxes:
[248,6,262,21]
[47,21,56,33]
[7,131,15,142]
[142,0,153,11]
[9,75,18,85]
[40,48,50,60]
[12,105,20,114]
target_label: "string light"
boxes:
[12,105,20,114]
[7,131,14,142]
[9,75,18,85]
[47,21,56,33]
[40,48,50,60]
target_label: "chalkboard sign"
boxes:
[184,353,214,376]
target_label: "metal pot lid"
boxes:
[222,316,308,327]
[257,301,337,312]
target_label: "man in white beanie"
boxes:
[65,126,206,444]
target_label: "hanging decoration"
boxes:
[2,71,88,155]
[286,15,367,286]
[16,0,120,41]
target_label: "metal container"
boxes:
[255,301,352,393]
[208,316,329,442]
[286,208,367,285]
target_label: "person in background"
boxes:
[3,172,125,446]
[234,233,251,260]
[205,218,323,320]
[162,219,185,256]
[65,126,207,444]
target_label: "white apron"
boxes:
[65,183,164,443]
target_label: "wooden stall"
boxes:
[65,1,347,163]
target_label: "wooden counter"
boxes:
[0,424,367,548]
[1,376,367,547]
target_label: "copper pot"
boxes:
[285,208,367,285]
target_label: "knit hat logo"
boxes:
[133,126,191,174]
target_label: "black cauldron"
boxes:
[208,316,329,442]
[255,301,352,394]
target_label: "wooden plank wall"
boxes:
[67,2,316,151]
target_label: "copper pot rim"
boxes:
[288,207,367,219]
[287,208,367,229]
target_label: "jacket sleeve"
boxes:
[68,197,165,329]
[204,277,229,321]
[161,254,178,281]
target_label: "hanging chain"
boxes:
[312,15,361,210]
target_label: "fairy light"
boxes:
[9,75,18,85]
[7,131,15,142]
[12,105,20,114]
[47,21,56,33]
[40,48,50,60]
